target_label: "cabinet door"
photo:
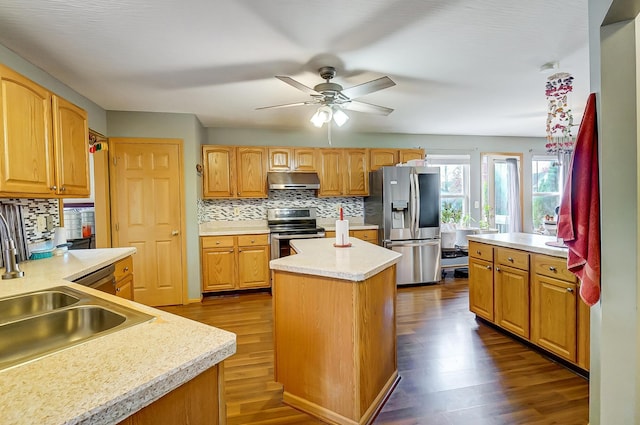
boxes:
[369,149,398,171]
[238,245,270,289]
[350,229,378,244]
[531,274,577,361]
[494,264,530,338]
[398,149,424,163]
[202,146,235,198]
[0,65,55,196]
[237,147,267,198]
[468,257,494,321]
[52,96,90,197]
[343,149,369,196]
[268,147,291,171]
[318,149,343,197]
[115,274,134,300]
[293,148,317,171]
[202,248,237,291]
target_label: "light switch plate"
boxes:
[36,215,47,232]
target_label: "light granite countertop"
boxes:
[467,232,569,258]
[270,237,401,281]
[0,248,236,425]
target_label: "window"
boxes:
[531,154,564,230]
[426,154,470,224]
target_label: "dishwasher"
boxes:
[73,264,116,295]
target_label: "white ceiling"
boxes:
[0,0,589,137]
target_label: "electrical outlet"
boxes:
[474,201,480,209]
[233,207,240,216]
[36,215,47,232]
[45,215,54,231]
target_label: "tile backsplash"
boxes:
[1,198,60,243]
[198,190,364,223]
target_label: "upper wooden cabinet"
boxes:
[318,148,369,197]
[202,145,267,198]
[369,148,425,171]
[0,64,89,198]
[267,147,317,172]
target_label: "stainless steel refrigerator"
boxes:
[365,166,441,285]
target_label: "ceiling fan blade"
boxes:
[340,76,396,99]
[276,76,322,95]
[342,100,394,116]
[256,101,314,110]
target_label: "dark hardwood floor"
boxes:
[160,275,589,425]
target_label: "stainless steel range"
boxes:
[268,207,325,259]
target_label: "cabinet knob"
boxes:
[123,267,129,272]
[507,257,514,262]
[476,250,481,255]
[116,287,120,292]
[229,249,234,253]
[549,266,557,272]
[251,239,255,243]
[567,288,574,293]
[495,267,501,272]
[50,185,57,191]
[60,186,66,192]
[216,241,221,245]
[486,265,492,270]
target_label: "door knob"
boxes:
[171,230,179,236]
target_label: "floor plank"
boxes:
[160,276,589,424]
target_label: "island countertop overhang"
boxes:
[269,237,401,281]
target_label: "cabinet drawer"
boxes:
[533,254,576,282]
[469,241,493,261]
[496,247,529,270]
[237,234,269,246]
[114,256,133,281]
[351,229,378,243]
[201,236,235,249]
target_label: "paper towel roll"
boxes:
[53,227,67,247]
[335,220,350,247]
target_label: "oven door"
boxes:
[270,232,326,259]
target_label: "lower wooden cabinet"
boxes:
[201,234,270,292]
[468,243,590,371]
[118,364,224,425]
[114,255,134,300]
[325,229,379,245]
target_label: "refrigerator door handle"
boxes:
[409,173,417,237]
[414,172,421,235]
[386,239,441,248]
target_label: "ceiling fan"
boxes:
[257,66,396,128]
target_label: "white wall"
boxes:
[588,0,640,423]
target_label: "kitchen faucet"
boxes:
[0,212,24,279]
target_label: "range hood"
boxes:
[267,172,320,190]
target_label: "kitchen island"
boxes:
[466,232,590,371]
[0,248,236,425]
[270,238,401,425]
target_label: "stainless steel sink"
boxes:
[0,286,154,370]
[0,289,80,325]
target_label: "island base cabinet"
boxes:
[494,264,529,339]
[118,364,224,425]
[273,267,399,425]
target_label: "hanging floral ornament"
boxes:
[545,72,575,159]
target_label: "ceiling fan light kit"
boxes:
[258,66,396,141]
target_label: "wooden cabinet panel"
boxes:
[318,149,343,196]
[468,257,494,321]
[494,264,530,338]
[532,254,576,282]
[238,245,270,288]
[116,274,134,300]
[469,241,493,262]
[201,236,235,249]
[268,147,291,171]
[0,64,55,196]
[398,149,424,163]
[202,146,235,198]
[202,248,236,291]
[496,247,529,271]
[114,255,134,281]
[114,255,134,300]
[350,229,378,244]
[52,95,89,196]
[343,149,369,196]
[531,274,577,361]
[236,147,267,198]
[577,293,590,370]
[293,148,317,171]
[237,234,269,246]
[369,149,398,171]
